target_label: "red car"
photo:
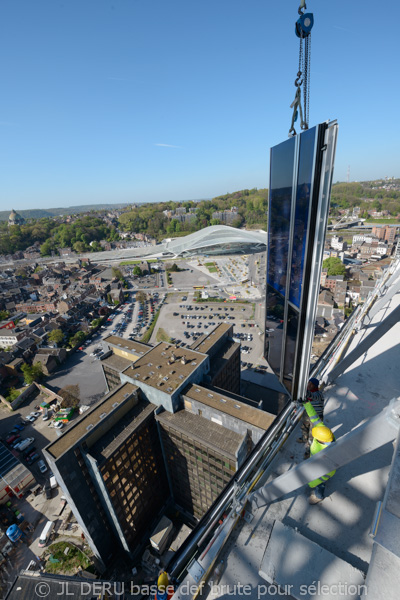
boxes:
[6,434,19,445]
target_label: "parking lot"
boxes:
[0,401,61,487]
[149,293,267,367]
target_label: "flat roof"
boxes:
[45,382,138,459]
[104,335,152,355]
[156,409,244,460]
[88,400,156,463]
[183,384,275,430]
[190,323,231,354]
[122,342,209,394]
[0,442,32,489]
[101,353,133,372]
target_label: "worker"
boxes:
[308,424,336,504]
[297,377,325,455]
[155,571,174,600]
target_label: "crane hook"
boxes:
[298,0,307,16]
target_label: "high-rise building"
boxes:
[44,327,273,568]
[43,383,169,569]
[156,384,274,517]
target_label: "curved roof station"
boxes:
[161,225,267,258]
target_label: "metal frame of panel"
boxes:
[265,120,338,400]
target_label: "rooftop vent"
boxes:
[163,376,169,381]
[147,363,153,367]
[161,352,166,356]
[167,387,173,392]
[86,424,94,431]
[112,402,119,408]
[191,362,197,366]
[234,404,241,409]
[220,398,227,403]
[149,371,155,375]
[143,375,149,381]
[207,393,213,398]
[195,388,200,393]
[156,365,161,369]
[99,412,107,419]
[169,370,175,375]
[181,357,187,365]
[123,393,130,398]
[179,374,184,380]
[135,373,140,379]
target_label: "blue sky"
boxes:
[1,1,399,210]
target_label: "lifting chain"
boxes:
[289,2,313,137]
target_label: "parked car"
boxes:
[6,434,19,445]
[43,484,52,500]
[29,412,41,419]
[26,453,39,464]
[24,448,36,459]
[26,416,36,423]
[38,460,48,474]
[54,422,64,429]
[15,438,34,452]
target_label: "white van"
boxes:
[49,476,58,489]
[38,520,54,547]
[15,438,34,452]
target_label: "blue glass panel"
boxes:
[282,304,300,394]
[265,284,285,377]
[267,137,295,296]
[289,127,317,307]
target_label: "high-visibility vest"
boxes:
[308,438,336,488]
[303,400,324,428]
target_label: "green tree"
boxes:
[0,310,10,321]
[91,318,101,328]
[21,362,43,384]
[40,239,54,256]
[112,267,123,280]
[69,331,86,348]
[133,266,142,277]
[323,257,347,277]
[6,388,21,403]
[47,329,64,345]
[73,240,87,253]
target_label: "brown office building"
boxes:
[44,328,274,568]
[156,384,274,518]
[44,383,169,569]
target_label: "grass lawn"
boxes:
[207,267,218,272]
[156,327,172,343]
[45,542,91,574]
[364,219,399,224]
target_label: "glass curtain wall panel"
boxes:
[265,121,338,400]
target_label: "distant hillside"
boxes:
[0,203,132,222]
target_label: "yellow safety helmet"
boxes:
[158,572,169,592]
[312,425,334,443]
